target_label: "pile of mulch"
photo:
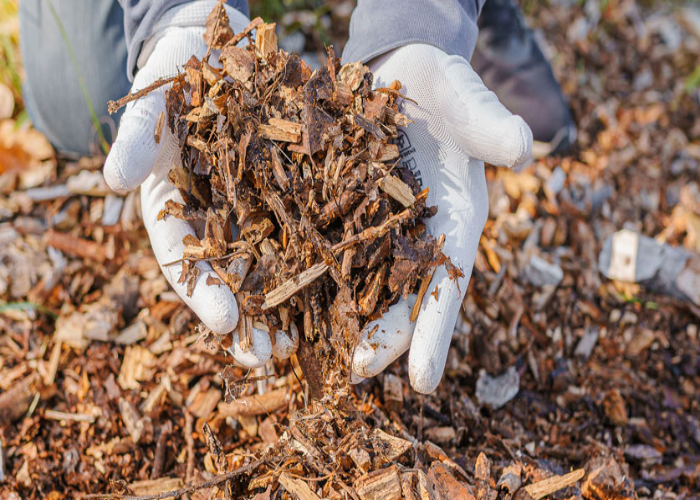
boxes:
[1,1,699,499]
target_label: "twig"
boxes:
[152,423,172,479]
[86,459,264,500]
[184,411,195,486]
[161,250,243,267]
[108,76,177,114]
[228,17,264,47]
[410,234,445,322]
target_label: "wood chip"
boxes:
[278,473,321,500]
[155,111,165,144]
[354,465,402,500]
[523,469,585,500]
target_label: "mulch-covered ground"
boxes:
[1,1,699,499]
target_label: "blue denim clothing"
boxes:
[20,0,484,156]
[20,0,130,157]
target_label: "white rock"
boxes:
[523,254,564,287]
[476,366,520,410]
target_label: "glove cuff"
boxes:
[137,1,251,69]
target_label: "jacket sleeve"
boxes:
[341,0,485,64]
[119,0,249,81]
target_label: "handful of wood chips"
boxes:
[113,5,455,389]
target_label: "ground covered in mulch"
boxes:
[1,1,699,499]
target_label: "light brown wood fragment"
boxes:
[339,62,368,91]
[44,340,62,386]
[0,374,37,423]
[46,229,107,262]
[186,61,203,107]
[279,473,321,500]
[426,462,475,500]
[241,216,275,245]
[399,472,420,500]
[422,441,469,481]
[354,465,402,500]
[475,452,491,500]
[220,45,255,82]
[383,373,403,412]
[410,234,445,322]
[187,388,222,418]
[371,429,412,463]
[359,264,387,315]
[117,345,156,390]
[385,107,411,126]
[239,313,254,352]
[129,477,183,499]
[262,262,329,310]
[202,61,221,85]
[348,447,371,472]
[44,409,95,423]
[259,118,302,142]
[217,387,288,417]
[496,463,522,495]
[255,23,277,59]
[226,251,253,292]
[379,175,415,207]
[270,146,290,191]
[523,469,585,500]
[154,111,165,144]
[376,143,400,161]
[119,398,154,444]
[206,275,222,286]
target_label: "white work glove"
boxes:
[103,2,297,367]
[352,44,532,393]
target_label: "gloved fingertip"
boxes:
[350,372,365,385]
[195,286,239,335]
[229,325,272,368]
[503,115,533,168]
[409,361,442,394]
[352,340,381,378]
[103,135,157,193]
[103,146,133,194]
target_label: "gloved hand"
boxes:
[103,2,297,367]
[352,44,532,393]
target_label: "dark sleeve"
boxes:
[341,0,485,64]
[119,0,249,80]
